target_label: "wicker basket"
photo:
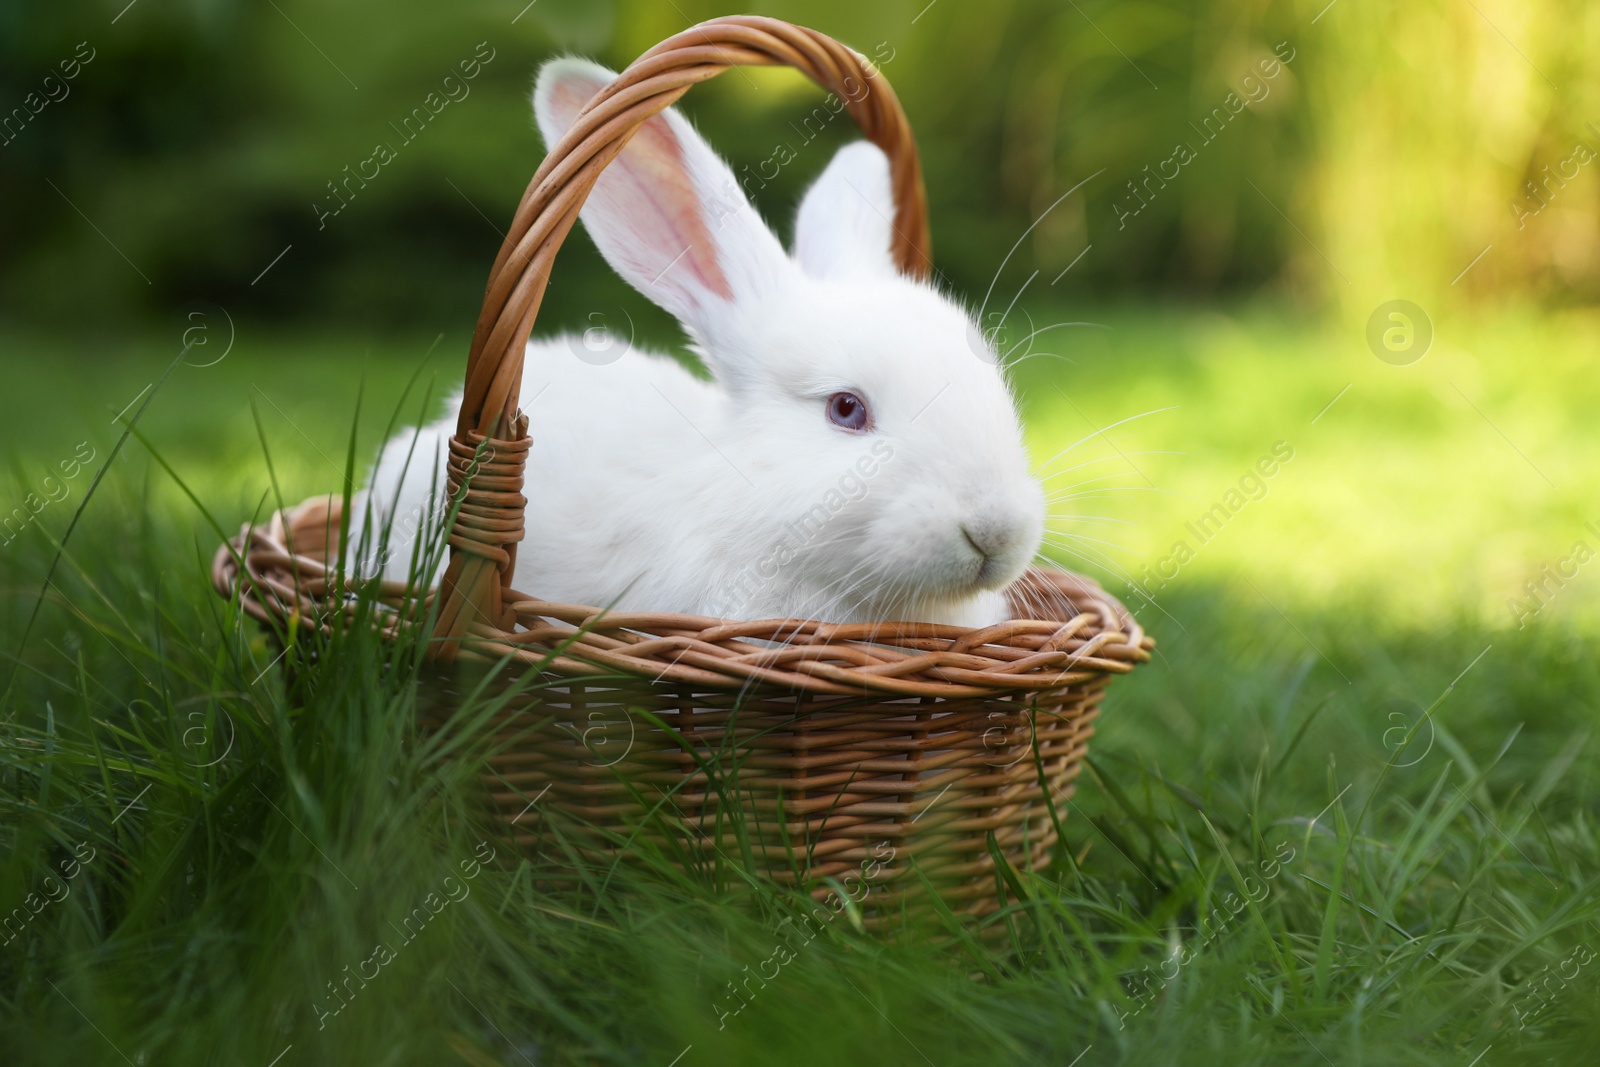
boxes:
[212,15,1151,924]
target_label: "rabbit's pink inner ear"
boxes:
[609,112,733,303]
[543,71,597,121]
[536,58,750,322]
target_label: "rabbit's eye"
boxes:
[826,391,871,432]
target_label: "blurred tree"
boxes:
[0,0,1595,339]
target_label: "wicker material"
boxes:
[211,16,1150,923]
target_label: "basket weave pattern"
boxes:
[212,16,1150,922]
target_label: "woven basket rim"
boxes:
[213,493,1152,700]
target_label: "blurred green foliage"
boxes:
[1,0,1597,335]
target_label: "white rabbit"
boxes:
[351,58,1045,628]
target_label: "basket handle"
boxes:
[430,15,931,656]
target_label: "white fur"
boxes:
[351,58,1045,626]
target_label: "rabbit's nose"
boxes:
[960,519,1015,561]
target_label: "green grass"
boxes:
[2,305,1598,1066]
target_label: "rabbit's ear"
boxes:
[532,58,789,341]
[794,142,899,280]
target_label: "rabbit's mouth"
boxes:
[963,545,1002,587]
[973,556,1010,588]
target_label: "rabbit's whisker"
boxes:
[1030,406,1177,473]
[1040,471,1147,493]
[1036,540,1143,590]
[1041,530,1137,557]
[1003,320,1111,361]
[1045,513,1134,527]
[1047,486,1181,501]
[1034,450,1180,480]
